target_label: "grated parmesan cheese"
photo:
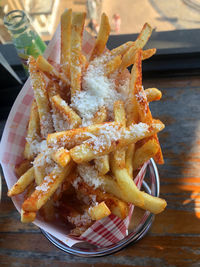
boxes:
[77,164,103,189]
[70,53,126,126]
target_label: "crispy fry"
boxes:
[94,155,110,175]
[24,100,41,160]
[129,49,164,164]
[8,167,35,197]
[76,178,129,219]
[92,106,107,124]
[36,56,70,86]
[51,94,82,129]
[135,23,152,49]
[70,120,165,163]
[111,41,134,57]
[70,12,86,97]
[145,88,162,102]
[104,55,122,76]
[89,202,111,221]
[61,9,72,78]
[21,209,36,223]
[47,122,118,149]
[29,56,54,138]
[133,138,159,170]
[90,13,110,61]
[119,48,156,71]
[112,101,126,169]
[33,152,47,185]
[51,148,71,167]
[23,161,74,212]
[100,174,166,214]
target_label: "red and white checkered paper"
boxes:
[0,24,149,248]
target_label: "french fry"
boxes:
[70,120,165,163]
[21,209,36,223]
[51,94,82,129]
[111,41,134,57]
[28,56,54,138]
[36,56,70,86]
[110,158,144,207]
[88,202,111,221]
[129,49,164,164]
[47,122,119,149]
[8,167,35,197]
[133,138,159,170]
[24,100,41,160]
[94,155,109,175]
[112,101,126,169]
[51,148,71,167]
[23,161,74,212]
[100,174,166,214]
[119,47,156,72]
[104,55,122,76]
[145,88,162,102]
[15,159,32,178]
[135,23,152,49]
[92,106,107,124]
[33,152,47,185]
[76,177,129,219]
[70,12,86,97]
[61,9,72,78]
[90,13,110,61]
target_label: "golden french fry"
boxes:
[88,202,111,221]
[142,48,156,60]
[92,106,107,124]
[36,56,69,86]
[90,13,110,61]
[111,41,134,57]
[21,209,36,223]
[15,159,32,178]
[33,152,48,185]
[129,49,164,164]
[23,161,74,212]
[112,101,126,169]
[110,157,144,207]
[47,122,118,149]
[140,191,167,214]
[104,55,122,76]
[51,148,71,167]
[125,144,135,177]
[24,100,41,160]
[61,9,72,78]
[119,47,156,71]
[51,94,82,129]
[133,138,159,170]
[135,23,153,49]
[70,12,86,97]
[94,155,109,175]
[145,88,162,102]
[76,177,129,219]
[8,167,35,197]
[28,56,54,138]
[100,174,166,214]
[70,120,165,163]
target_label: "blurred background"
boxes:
[1,0,200,43]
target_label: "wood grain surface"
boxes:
[1,76,200,267]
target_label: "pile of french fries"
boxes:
[8,10,167,236]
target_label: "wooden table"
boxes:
[1,75,200,266]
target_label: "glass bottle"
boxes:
[4,10,46,73]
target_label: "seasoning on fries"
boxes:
[8,10,167,236]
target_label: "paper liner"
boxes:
[0,24,148,248]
